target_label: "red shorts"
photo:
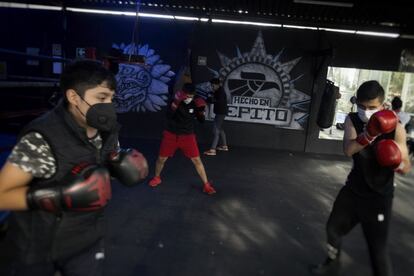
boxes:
[159,130,200,158]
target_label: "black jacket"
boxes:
[8,101,119,264]
[209,87,228,115]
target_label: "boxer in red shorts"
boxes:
[148,83,216,195]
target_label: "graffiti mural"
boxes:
[112,43,175,113]
[200,32,311,130]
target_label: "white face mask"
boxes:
[357,107,379,123]
[183,98,193,104]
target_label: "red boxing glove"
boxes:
[355,129,376,146]
[375,139,402,170]
[367,110,398,136]
[194,97,207,111]
[194,97,206,122]
[171,91,188,111]
[356,110,398,146]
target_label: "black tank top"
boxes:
[346,112,395,197]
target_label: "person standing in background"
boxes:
[204,78,229,156]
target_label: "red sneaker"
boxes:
[149,176,162,187]
[203,182,216,195]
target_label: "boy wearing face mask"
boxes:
[310,80,411,276]
[149,83,216,195]
[0,61,147,276]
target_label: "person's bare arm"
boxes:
[343,116,367,157]
[394,123,411,174]
[0,161,33,210]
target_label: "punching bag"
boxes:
[317,80,340,128]
[173,48,193,94]
[173,21,199,94]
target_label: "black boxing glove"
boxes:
[27,163,111,213]
[107,148,149,186]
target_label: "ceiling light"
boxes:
[319,27,356,34]
[283,24,318,30]
[212,19,281,27]
[66,7,135,16]
[379,22,399,27]
[174,16,199,21]
[355,31,399,38]
[293,0,354,8]
[0,2,62,11]
[400,34,414,40]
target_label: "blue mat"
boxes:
[0,133,17,148]
[0,133,16,223]
[0,212,9,223]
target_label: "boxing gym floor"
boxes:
[2,136,411,276]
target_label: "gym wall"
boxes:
[1,8,413,154]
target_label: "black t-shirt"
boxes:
[166,100,199,135]
[8,131,104,179]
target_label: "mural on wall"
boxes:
[198,32,311,130]
[112,43,175,113]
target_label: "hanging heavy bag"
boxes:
[317,80,339,129]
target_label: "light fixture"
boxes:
[400,34,414,40]
[293,0,354,8]
[319,27,356,34]
[283,24,318,30]
[66,7,136,16]
[0,1,403,39]
[66,7,177,19]
[174,16,199,21]
[212,19,282,27]
[379,22,399,27]
[137,12,175,19]
[355,30,399,38]
[0,2,62,11]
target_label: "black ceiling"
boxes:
[8,0,414,35]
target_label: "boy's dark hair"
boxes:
[210,78,220,85]
[60,60,117,105]
[356,80,385,103]
[391,96,403,110]
[182,83,196,94]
